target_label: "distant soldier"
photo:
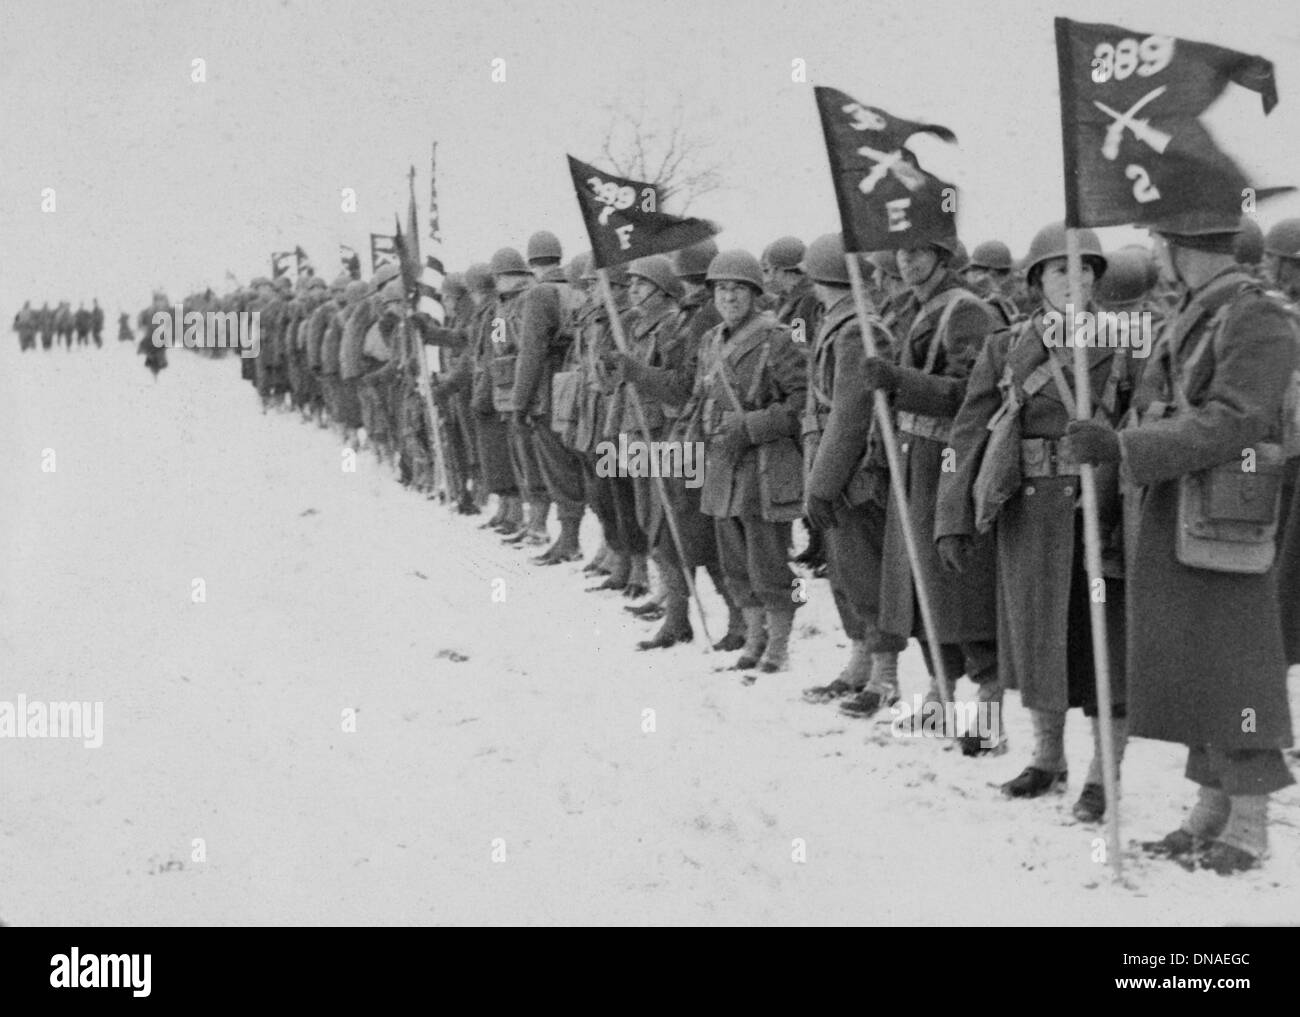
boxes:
[91,299,104,346]
[13,302,36,351]
[306,275,348,427]
[861,236,1002,742]
[963,241,1021,326]
[514,231,587,564]
[762,236,821,339]
[117,312,134,344]
[38,302,55,349]
[327,279,372,446]
[677,250,807,672]
[74,303,91,345]
[488,247,552,548]
[137,291,169,379]
[799,235,908,705]
[429,273,482,512]
[1069,208,1296,874]
[55,302,73,348]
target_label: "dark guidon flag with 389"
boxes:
[567,155,718,269]
[1055,17,1290,228]
[813,85,959,253]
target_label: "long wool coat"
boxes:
[1119,269,1295,750]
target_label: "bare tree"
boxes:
[598,97,724,215]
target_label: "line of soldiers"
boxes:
[212,207,1298,876]
[12,300,109,350]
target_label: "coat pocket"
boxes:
[758,436,804,521]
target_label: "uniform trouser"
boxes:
[825,500,908,652]
[434,393,470,492]
[529,422,586,523]
[1186,745,1295,797]
[714,516,796,611]
[507,417,548,501]
[582,455,621,550]
[609,476,647,555]
[918,639,999,689]
[476,412,517,496]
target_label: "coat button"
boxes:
[1064,485,1074,495]
[901,441,910,454]
[1025,485,1036,496]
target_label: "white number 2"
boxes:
[1126,164,1161,203]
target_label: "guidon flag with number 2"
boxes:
[567,155,718,270]
[1055,17,1289,228]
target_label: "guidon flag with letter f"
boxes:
[813,85,958,252]
[1055,17,1290,227]
[567,155,718,269]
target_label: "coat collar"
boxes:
[719,310,774,365]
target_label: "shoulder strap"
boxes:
[922,289,984,373]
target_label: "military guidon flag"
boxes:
[567,155,718,269]
[294,245,314,279]
[271,250,295,279]
[814,86,959,251]
[370,233,397,272]
[410,150,446,326]
[1055,17,1290,227]
[340,244,361,279]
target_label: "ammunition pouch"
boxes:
[1176,444,1285,574]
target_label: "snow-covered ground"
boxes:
[2,342,1297,926]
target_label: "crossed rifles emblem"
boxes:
[1092,85,1173,161]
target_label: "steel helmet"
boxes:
[801,233,850,286]
[1096,247,1156,305]
[970,240,1013,271]
[627,255,684,299]
[373,262,401,288]
[526,230,563,263]
[464,263,494,293]
[443,272,468,297]
[1234,216,1264,265]
[706,250,764,291]
[927,234,962,260]
[761,236,806,270]
[307,275,327,290]
[672,238,720,279]
[489,247,529,276]
[249,277,271,290]
[566,252,593,286]
[1264,218,1300,260]
[329,273,351,292]
[1023,222,1107,284]
[344,280,370,303]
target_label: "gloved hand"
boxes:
[936,534,972,574]
[1064,419,1121,465]
[712,410,751,462]
[862,356,900,394]
[805,495,839,532]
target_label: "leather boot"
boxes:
[637,592,693,650]
[534,517,582,565]
[522,499,551,547]
[839,651,900,718]
[1001,709,1067,797]
[587,552,629,592]
[757,607,795,673]
[622,553,650,599]
[707,563,747,651]
[583,543,611,575]
[959,680,1008,757]
[479,497,506,530]
[731,607,768,669]
[1204,795,1267,874]
[804,639,871,702]
[1072,714,1127,821]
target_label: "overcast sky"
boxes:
[3,0,1299,318]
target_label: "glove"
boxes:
[712,410,751,462]
[862,357,900,394]
[936,534,972,574]
[806,495,839,532]
[1064,419,1121,465]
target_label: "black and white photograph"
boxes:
[2,0,1299,951]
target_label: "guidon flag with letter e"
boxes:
[813,85,958,252]
[1055,17,1292,227]
[271,250,295,279]
[567,155,718,269]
